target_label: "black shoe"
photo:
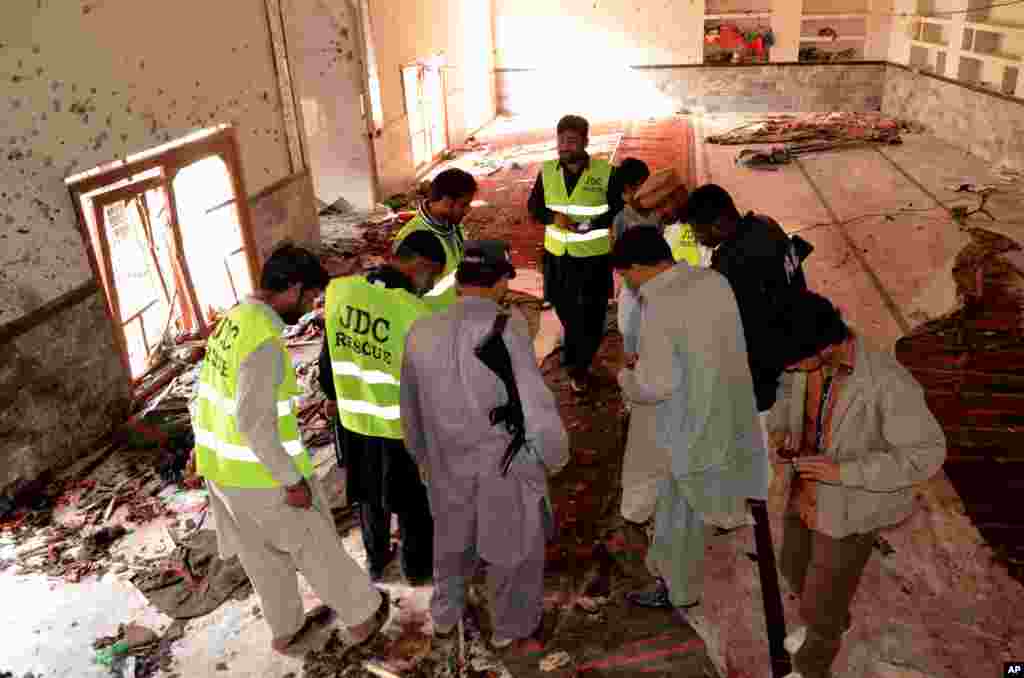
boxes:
[405,573,433,587]
[369,548,396,582]
[626,579,672,609]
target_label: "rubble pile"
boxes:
[2,447,198,582]
[92,620,186,678]
[707,112,925,146]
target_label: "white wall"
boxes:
[0,0,294,322]
[493,0,706,69]
[284,0,376,210]
[366,0,497,196]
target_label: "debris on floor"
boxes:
[708,112,924,147]
[130,530,250,620]
[93,620,184,678]
[538,650,572,672]
[735,147,792,170]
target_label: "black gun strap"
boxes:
[492,311,508,336]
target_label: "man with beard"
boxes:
[528,115,621,393]
[318,231,445,584]
[193,244,389,656]
[393,168,478,312]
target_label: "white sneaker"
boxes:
[784,623,853,656]
[784,626,807,655]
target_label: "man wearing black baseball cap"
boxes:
[456,239,517,289]
[401,239,568,652]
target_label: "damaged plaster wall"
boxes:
[283,0,377,211]
[366,0,497,197]
[0,291,130,493]
[0,0,295,322]
[0,0,310,496]
[497,64,886,116]
[249,171,320,262]
[883,66,1024,172]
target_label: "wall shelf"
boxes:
[913,15,953,25]
[702,0,882,64]
[801,35,867,42]
[963,49,1022,65]
[911,39,950,48]
[964,20,1024,37]
[705,13,771,20]
[898,2,1024,98]
[803,13,868,20]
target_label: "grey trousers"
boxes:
[780,515,874,678]
[209,479,382,640]
[431,526,546,642]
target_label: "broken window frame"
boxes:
[67,127,259,383]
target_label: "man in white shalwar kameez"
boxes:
[611,228,770,621]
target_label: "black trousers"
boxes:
[337,425,433,580]
[543,252,612,380]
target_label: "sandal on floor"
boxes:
[348,592,390,646]
[271,605,336,654]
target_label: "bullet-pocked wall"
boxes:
[366,0,497,197]
[283,0,377,211]
[0,0,314,495]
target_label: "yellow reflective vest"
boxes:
[193,303,313,489]
[392,215,464,313]
[541,158,613,257]
[325,275,429,439]
[664,222,702,266]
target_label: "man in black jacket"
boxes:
[683,184,813,415]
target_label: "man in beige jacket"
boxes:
[767,291,946,678]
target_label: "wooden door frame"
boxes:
[401,61,452,171]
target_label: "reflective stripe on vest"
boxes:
[393,216,464,311]
[196,381,297,417]
[194,428,305,462]
[193,303,313,489]
[325,275,429,439]
[544,226,611,244]
[332,361,400,385]
[541,158,613,257]
[547,203,610,217]
[424,269,457,298]
[337,399,401,420]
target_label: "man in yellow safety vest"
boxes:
[318,231,445,584]
[392,168,477,313]
[528,115,622,393]
[193,244,388,655]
